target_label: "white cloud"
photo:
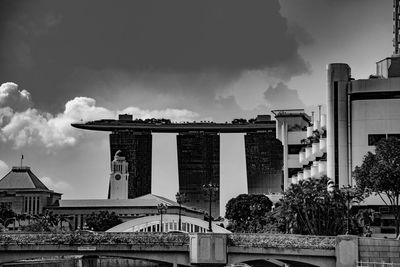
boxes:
[0,82,200,149]
[0,82,32,111]
[40,176,70,192]
[0,160,9,178]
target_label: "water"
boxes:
[3,256,163,267]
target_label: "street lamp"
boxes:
[175,192,187,231]
[202,182,219,232]
[157,203,168,232]
[341,184,357,235]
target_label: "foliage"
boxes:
[278,176,361,236]
[20,211,62,232]
[225,194,273,233]
[0,232,189,246]
[0,232,336,250]
[0,206,16,227]
[353,137,400,235]
[20,212,73,232]
[85,211,122,231]
[227,233,336,249]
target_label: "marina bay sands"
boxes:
[72,114,285,217]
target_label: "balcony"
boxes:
[311,162,319,178]
[297,172,304,181]
[306,126,314,138]
[313,120,320,132]
[305,146,315,162]
[312,142,323,158]
[318,160,327,176]
[321,114,326,130]
[303,168,311,179]
[299,151,308,165]
[319,138,327,153]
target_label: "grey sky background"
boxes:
[0,0,393,215]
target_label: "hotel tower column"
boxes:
[327,63,351,187]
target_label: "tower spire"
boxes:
[394,0,400,55]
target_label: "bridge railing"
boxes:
[227,233,336,249]
[0,232,336,250]
[0,232,189,246]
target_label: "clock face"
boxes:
[115,174,121,180]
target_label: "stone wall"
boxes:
[359,237,400,263]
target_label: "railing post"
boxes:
[336,235,358,267]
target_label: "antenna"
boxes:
[394,0,400,54]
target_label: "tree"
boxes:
[85,211,122,231]
[279,176,360,236]
[353,137,400,236]
[225,194,273,232]
[0,206,16,228]
[21,211,60,232]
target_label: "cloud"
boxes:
[0,0,312,114]
[0,82,32,111]
[40,176,70,192]
[0,160,9,178]
[0,83,200,149]
[263,82,305,109]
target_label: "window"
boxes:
[368,134,386,146]
[0,202,11,209]
[288,145,304,154]
[388,134,400,139]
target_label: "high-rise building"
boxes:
[109,130,152,199]
[244,132,283,194]
[273,110,313,189]
[177,132,220,218]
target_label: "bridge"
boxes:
[0,232,367,267]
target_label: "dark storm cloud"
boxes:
[264,82,305,109]
[0,0,310,112]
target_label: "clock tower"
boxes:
[109,150,129,199]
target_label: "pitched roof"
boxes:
[0,166,49,190]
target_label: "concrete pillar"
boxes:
[282,122,289,190]
[336,235,358,267]
[327,63,351,187]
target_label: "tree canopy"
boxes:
[353,137,400,235]
[0,206,16,227]
[85,211,122,231]
[225,194,273,232]
[279,176,360,236]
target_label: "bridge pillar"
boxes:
[189,233,227,265]
[336,235,358,267]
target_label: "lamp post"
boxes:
[341,184,356,235]
[202,182,219,232]
[175,192,186,231]
[157,203,168,232]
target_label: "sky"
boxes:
[0,0,394,215]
